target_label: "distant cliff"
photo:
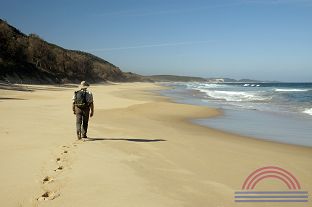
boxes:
[145,75,276,83]
[0,19,148,84]
[146,75,206,82]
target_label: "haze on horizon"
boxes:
[1,0,311,82]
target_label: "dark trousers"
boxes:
[75,106,90,136]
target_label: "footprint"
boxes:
[54,166,63,172]
[42,176,53,184]
[56,158,61,162]
[63,150,68,154]
[37,191,60,201]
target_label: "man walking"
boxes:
[72,81,94,140]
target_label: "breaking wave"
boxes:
[275,88,309,92]
[303,108,312,116]
[198,89,270,102]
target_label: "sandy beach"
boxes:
[0,82,311,207]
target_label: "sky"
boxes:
[1,0,312,82]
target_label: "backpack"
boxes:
[74,90,88,108]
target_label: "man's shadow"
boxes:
[85,137,166,142]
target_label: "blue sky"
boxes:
[1,0,312,81]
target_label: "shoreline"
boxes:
[154,84,312,150]
[157,82,312,148]
[1,82,311,207]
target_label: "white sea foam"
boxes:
[198,89,270,102]
[198,83,220,88]
[187,83,225,90]
[303,108,312,116]
[275,88,308,92]
[243,84,260,87]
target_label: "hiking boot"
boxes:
[82,134,87,138]
[77,132,81,140]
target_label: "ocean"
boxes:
[159,82,312,147]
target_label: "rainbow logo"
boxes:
[235,166,309,203]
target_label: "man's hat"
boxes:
[79,81,90,89]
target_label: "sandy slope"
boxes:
[0,82,311,207]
